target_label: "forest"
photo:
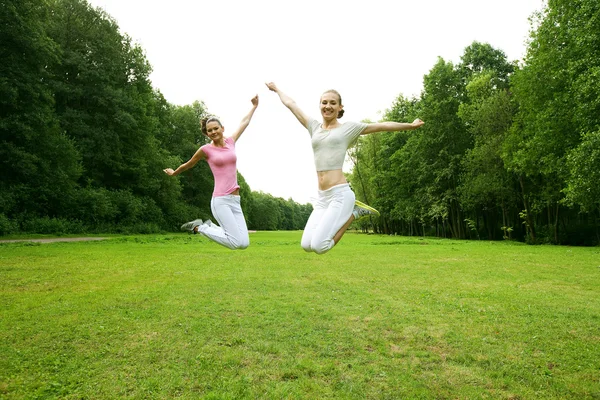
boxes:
[347,0,599,245]
[1,0,312,235]
[2,0,599,244]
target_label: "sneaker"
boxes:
[353,200,380,220]
[180,219,203,233]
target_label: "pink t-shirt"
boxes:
[201,137,240,197]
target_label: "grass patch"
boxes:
[1,232,599,399]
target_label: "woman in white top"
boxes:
[266,82,424,254]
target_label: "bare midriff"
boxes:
[230,189,240,195]
[317,169,347,191]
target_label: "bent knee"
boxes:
[312,246,331,255]
[235,238,250,250]
[310,239,334,255]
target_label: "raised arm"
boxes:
[265,82,310,128]
[163,147,206,176]
[230,94,259,143]
[361,119,424,135]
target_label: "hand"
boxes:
[411,119,424,129]
[163,168,175,176]
[251,94,259,107]
[265,82,278,92]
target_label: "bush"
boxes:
[0,214,18,236]
[68,187,118,224]
[20,216,86,235]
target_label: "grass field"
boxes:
[1,231,599,399]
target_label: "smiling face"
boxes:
[204,119,224,141]
[320,91,343,120]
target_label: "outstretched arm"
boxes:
[265,82,310,128]
[163,147,206,176]
[230,94,259,143]
[361,119,424,135]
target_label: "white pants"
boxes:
[301,183,355,254]
[198,194,249,250]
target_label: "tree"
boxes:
[564,131,600,243]
[0,0,81,224]
[413,57,470,238]
[47,0,168,196]
[505,0,600,243]
[457,69,519,239]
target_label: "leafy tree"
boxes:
[565,130,600,216]
[46,0,169,197]
[248,192,282,230]
[505,0,600,243]
[459,41,515,89]
[153,97,213,224]
[347,98,421,235]
[412,57,470,238]
[0,0,81,222]
[457,72,519,239]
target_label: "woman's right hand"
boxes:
[264,82,309,128]
[265,82,278,92]
[163,168,175,176]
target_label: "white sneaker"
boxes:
[180,219,203,233]
[353,200,380,220]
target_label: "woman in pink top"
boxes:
[163,95,259,250]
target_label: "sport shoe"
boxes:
[180,219,203,233]
[353,200,380,220]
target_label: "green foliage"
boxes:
[46,0,166,196]
[501,225,514,240]
[564,130,600,211]
[458,41,515,89]
[347,6,600,244]
[20,217,86,235]
[247,192,311,231]
[0,0,82,219]
[501,0,600,242]
[464,218,480,240]
[0,214,18,235]
[3,0,598,243]
[0,0,311,236]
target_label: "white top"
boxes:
[307,118,368,171]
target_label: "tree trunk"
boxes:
[554,202,559,244]
[519,175,536,242]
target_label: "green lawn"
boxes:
[1,232,599,399]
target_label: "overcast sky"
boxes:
[87,0,545,204]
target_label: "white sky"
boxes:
[88,0,545,204]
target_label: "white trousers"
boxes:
[198,194,249,250]
[301,183,355,254]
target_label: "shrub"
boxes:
[20,217,85,235]
[0,214,18,236]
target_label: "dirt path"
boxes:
[0,237,107,244]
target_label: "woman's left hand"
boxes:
[251,94,259,107]
[412,119,424,128]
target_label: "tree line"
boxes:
[3,0,598,244]
[347,0,599,245]
[1,0,312,235]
